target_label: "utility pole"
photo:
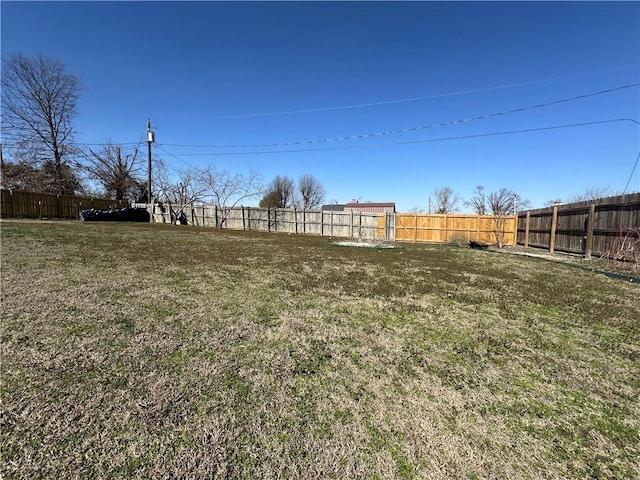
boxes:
[147,120,154,204]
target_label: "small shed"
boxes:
[344,202,396,214]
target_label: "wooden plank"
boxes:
[524,211,530,249]
[585,203,596,259]
[549,205,559,254]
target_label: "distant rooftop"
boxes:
[344,202,395,208]
[344,202,396,213]
[321,204,345,211]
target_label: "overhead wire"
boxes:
[622,151,640,193]
[160,83,639,149]
[188,68,631,119]
[158,118,639,157]
[155,144,202,170]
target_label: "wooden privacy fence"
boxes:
[395,213,517,245]
[517,193,640,258]
[1,189,128,219]
[146,203,396,241]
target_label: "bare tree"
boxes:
[152,160,209,224]
[200,166,263,227]
[571,186,617,203]
[465,185,488,215]
[296,173,325,209]
[465,186,531,247]
[485,188,532,248]
[1,53,82,194]
[433,186,460,214]
[85,142,142,201]
[260,175,295,209]
[487,188,518,216]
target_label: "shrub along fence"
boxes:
[0,189,128,219]
[517,193,640,259]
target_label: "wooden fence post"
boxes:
[414,213,418,243]
[294,207,298,234]
[268,208,271,232]
[549,205,559,254]
[585,203,596,259]
[524,211,530,249]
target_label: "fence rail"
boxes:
[516,193,640,258]
[0,189,128,219]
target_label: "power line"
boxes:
[155,145,201,169]
[160,83,639,149]
[623,151,640,193]
[159,118,638,157]
[188,69,631,119]
[1,139,143,149]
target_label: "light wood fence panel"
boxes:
[395,213,517,245]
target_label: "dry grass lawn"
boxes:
[1,220,638,479]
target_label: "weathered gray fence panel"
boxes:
[144,204,391,241]
[517,193,640,257]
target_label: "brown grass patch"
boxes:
[1,220,639,479]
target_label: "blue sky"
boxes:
[2,1,639,211]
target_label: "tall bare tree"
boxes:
[199,166,263,227]
[154,163,205,206]
[296,173,325,209]
[482,187,530,248]
[487,188,516,248]
[465,185,488,215]
[433,186,460,214]
[153,162,209,224]
[487,188,518,216]
[86,142,142,201]
[260,175,295,209]
[1,53,82,194]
